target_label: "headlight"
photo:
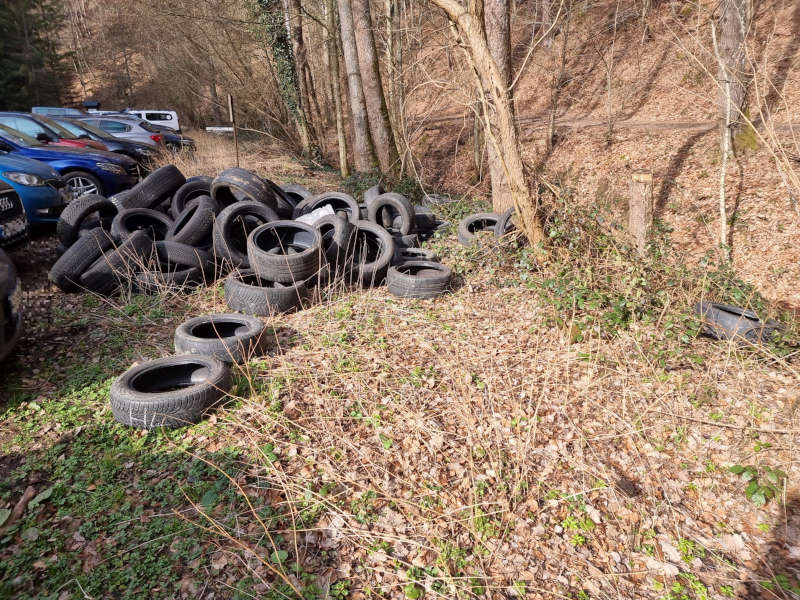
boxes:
[2,172,45,186]
[96,162,126,175]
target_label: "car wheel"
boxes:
[63,171,104,200]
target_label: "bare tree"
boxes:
[351,0,400,174]
[715,0,752,148]
[326,0,349,176]
[430,0,546,244]
[284,0,320,156]
[338,0,377,171]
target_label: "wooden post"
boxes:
[629,169,653,255]
[228,94,239,168]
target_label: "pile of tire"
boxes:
[457,208,516,246]
[48,167,453,302]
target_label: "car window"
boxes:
[145,113,172,121]
[64,119,110,140]
[33,115,78,139]
[98,120,131,133]
[53,119,84,137]
[136,120,160,133]
[0,124,42,147]
[0,116,47,138]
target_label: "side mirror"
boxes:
[36,133,52,143]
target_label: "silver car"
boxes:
[76,115,163,147]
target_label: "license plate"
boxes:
[9,279,21,315]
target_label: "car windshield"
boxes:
[0,124,42,147]
[60,118,111,140]
[34,114,80,139]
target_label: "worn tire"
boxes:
[293,192,359,224]
[458,213,500,246]
[135,241,211,292]
[110,355,232,429]
[315,214,357,273]
[170,176,213,218]
[494,208,516,237]
[211,168,277,210]
[174,313,265,364]
[80,230,156,295]
[368,193,415,234]
[693,302,781,343]
[263,178,295,218]
[124,165,186,209]
[167,197,216,246]
[212,201,279,269]
[363,184,385,204]
[386,260,452,299]
[48,228,114,292]
[393,246,439,266]
[348,220,395,287]
[280,183,312,205]
[57,194,118,247]
[111,208,173,243]
[224,270,310,315]
[247,221,322,283]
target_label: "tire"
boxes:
[212,201,279,269]
[693,302,781,343]
[392,233,420,249]
[386,260,452,299]
[109,189,134,209]
[224,270,310,315]
[263,178,295,218]
[494,208,516,237]
[411,205,438,233]
[135,241,211,292]
[293,192,359,224]
[111,208,173,243]
[247,221,322,283]
[174,313,265,364]
[315,214,357,273]
[280,183,312,205]
[211,168,276,210]
[348,220,395,287]
[458,212,500,246]
[48,228,114,292]
[110,355,232,428]
[363,184,385,204]
[80,230,156,295]
[167,197,216,246]
[57,194,118,247]
[368,193,415,234]
[123,165,185,210]
[63,171,105,199]
[170,176,213,218]
[393,246,439,266]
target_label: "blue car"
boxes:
[0,153,70,224]
[0,124,138,200]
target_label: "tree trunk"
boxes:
[337,0,377,171]
[716,0,751,148]
[284,0,320,156]
[351,0,400,174]
[484,0,513,211]
[327,0,350,177]
[432,0,546,245]
[385,0,406,171]
[628,169,653,255]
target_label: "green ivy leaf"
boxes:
[270,550,289,563]
[200,490,219,510]
[750,489,767,507]
[403,583,423,599]
[0,509,10,528]
[728,465,745,475]
[29,486,54,509]
[745,480,759,500]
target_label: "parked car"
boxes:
[0,112,105,150]
[76,115,194,152]
[0,181,29,248]
[54,118,158,169]
[0,125,138,199]
[124,109,181,132]
[32,107,85,117]
[0,247,23,362]
[0,154,70,224]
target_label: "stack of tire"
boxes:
[48,166,452,302]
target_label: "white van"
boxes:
[125,109,180,132]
